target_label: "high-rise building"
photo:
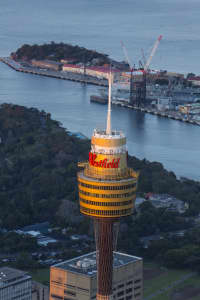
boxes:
[49,251,143,300]
[0,267,32,300]
[77,73,139,300]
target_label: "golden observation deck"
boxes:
[78,129,139,218]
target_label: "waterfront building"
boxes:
[31,60,63,71]
[0,267,32,300]
[49,251,143,300]
[62,64,121,81]
[77,73,139,300]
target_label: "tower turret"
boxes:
[77,72,139,300]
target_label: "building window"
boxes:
[134,279,141,284]
[117,291,124,297]
[126,296,132,300]
[77,287,89,292]
[118,284,124,289]
[135,293,141,298]
[79,197,132,207]
[126,288,132,294]
[79,182,136,191]
[51,294,63,300]
[64,290,76,296]
[79,190,135,199]
[52,281,63,286]
[80,206,132,216]
[66,284,76,289]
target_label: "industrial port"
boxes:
[1,36,200,126]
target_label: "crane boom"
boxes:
[144,35,162,71]
[120,41,133,71]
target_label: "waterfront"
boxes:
[0,0,200,181]
[0,61,199,181]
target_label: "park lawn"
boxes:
[144,266,189,298]
[144,267,200,300]
[174,274,200,289]
[151,275,200,300]
[147,291,171,300]
[30,268,50,285]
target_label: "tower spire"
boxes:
[106,71,112,135]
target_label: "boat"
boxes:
[90,95,107,104]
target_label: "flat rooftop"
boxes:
[52,251,142,277]
[0,267,31,288]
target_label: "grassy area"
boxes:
[30,268,50,285]
[144,269,189,296]
[144,275,200,300]
[143,262,200,300]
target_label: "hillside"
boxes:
[0,104,89,229]
[12,42,110,65]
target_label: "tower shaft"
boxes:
[95,219,114,299]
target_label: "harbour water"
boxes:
[0,0,200,180]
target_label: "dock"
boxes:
[0,57,108,87]
[111,101,200,126]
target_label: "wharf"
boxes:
[111,101,200,126]
[0,57,108,87]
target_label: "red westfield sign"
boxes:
[89,152,120,168]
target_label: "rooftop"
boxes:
[52,251,141,277]
[93,129,125,139]
[0,267,31,288]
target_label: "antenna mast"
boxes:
[106,71,112,135]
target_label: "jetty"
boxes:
[0,57,108,87]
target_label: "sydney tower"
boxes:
[77,74,139,300]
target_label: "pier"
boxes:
[111,101,200,126]
[0,57,108,87]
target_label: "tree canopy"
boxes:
[12,42,110,65]
[0,104,199,231]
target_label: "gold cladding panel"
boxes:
[91,136,126,147]
[80,208,133,218]
[80,202,133,210]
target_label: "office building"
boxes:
[50,251,143,300]
[0,267,31,300]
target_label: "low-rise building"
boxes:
[146,193,186,213]
[187,76,200,86]
[0,267,32,300]
[62,64,121,81]
[50,251,143,300]
[179,103,200,115]
[31,60,63,71]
